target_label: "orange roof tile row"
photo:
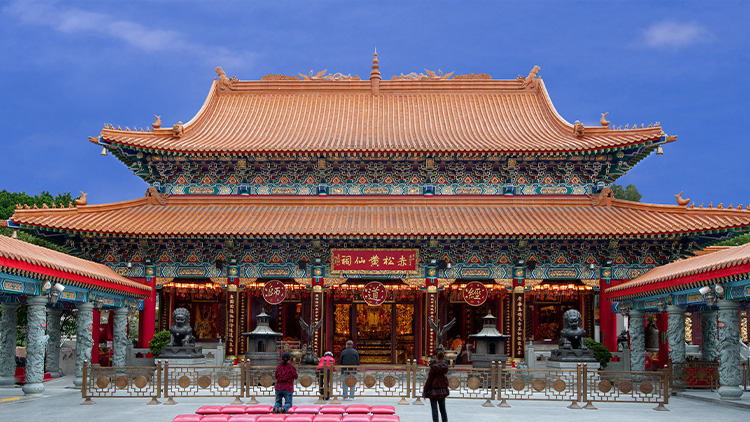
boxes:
[99,79,664,155]
[606,242,750,297]
[10,196,750,238]
[0,235,150,293]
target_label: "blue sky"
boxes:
[1,1,749,207]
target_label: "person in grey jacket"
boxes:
[339,340,360,400]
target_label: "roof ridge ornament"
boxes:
[370,51,381,95]
[215,66,238,90]
[74,192,88,206]
[145,187,169,206]
[390,69,454,81]
[589,187,613,207]
[298,70,360,81]
[152,115,161,129]
[172,121,184,137]
[573,121,585,138]
[516,65,540,89]
[675,191,690,206]
[600,112,610,126]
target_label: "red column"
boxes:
[599,279,625,351]
[133,276,156,348]
[92,309,101,364]
[657,312,669,368]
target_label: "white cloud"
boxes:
[640,21,713,49]
[4,0,255,67]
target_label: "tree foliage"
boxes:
[714,233,750,247]
[0,190,74,251]
[610,184,642,202]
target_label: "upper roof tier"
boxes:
[9,191,749,239]
[96,63,667,156]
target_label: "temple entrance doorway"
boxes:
[332,281,417,363]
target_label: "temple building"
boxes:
[8,55,750,364]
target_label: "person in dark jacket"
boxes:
[273,352,298,413]
[422,350,449,422]
[339,340,360,400]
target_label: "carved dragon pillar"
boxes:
[112,307,129,367]
[717,299,743,400]
[45,307,63,377]
[73,301,94,389]
[667,305,686,364]
[628,309,645,372]
[22,296,49,396]
[0,302,19,387]
[701,311,718,361]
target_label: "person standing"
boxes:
[316,351,336,400]
[450,336,463,364]
[273,352,298,414]
[339,340,360,400]
[422,350,449,422]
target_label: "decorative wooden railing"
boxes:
[81,359,668,410]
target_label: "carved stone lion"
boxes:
[559,309,587,350]
[169,308,196,347]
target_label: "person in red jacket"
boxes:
[422,350,450,422]
[316,351,336,400]
[273,352,298,413]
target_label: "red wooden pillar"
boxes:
[657,312,669,368]
[598,278,625,351]
[92,309,101,364]
[134,276,156,348]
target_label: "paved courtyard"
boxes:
[1,376,749,422]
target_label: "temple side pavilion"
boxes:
[8,56,750,363]
[0,234,149,395]
[607,243,750,400]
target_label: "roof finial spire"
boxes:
[370,50,381,95]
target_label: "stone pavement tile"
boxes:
[1,376,749,422]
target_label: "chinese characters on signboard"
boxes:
[263,280,287,305]
[361,281,388,306]
[331,249,418,275]
[463,281,488,306]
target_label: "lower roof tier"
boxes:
[9,190,750,239]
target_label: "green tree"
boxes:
[149,330,172,357]
[610,184,642,202]
[715,233,750,246]
[0,190,74,251]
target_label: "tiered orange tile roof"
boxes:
[0,235,150,296]
[95,72,665,155]
[9,195,750,239]
[606,242,750,299]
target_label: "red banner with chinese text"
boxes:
[331,249,418,275]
